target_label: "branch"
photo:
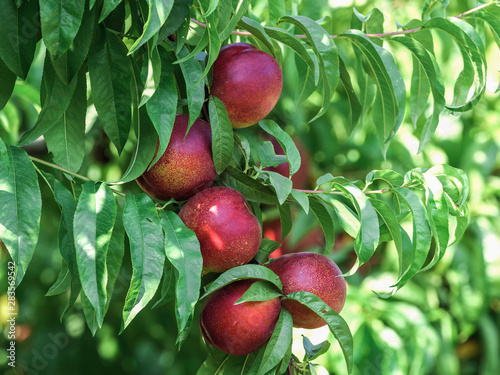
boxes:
[189,1,495,39]
[30,156,126,197]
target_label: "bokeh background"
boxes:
[1,0,500,374]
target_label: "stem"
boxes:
[30,156,91,182]
[190,1,495,39]
[30,156,126,197]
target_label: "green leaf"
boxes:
[209,96,233,174]
[221,166,279,204]
[365,169,404,189]
[290,189,309,214]
[279,15,339,122]
[40,0,86,58]
[258,141,287,168]
[139,38,162,107]
[51,3,97,85]
[158,0,194,37]
[262,170,293,205]
[423,17,486,113]
[46,260,71,296]
[116,106,158,184]
[332,183,379,268]
[18,55,78,147]
[159,210,203,342]
[199,2,221,81]
[146,47,177,166]
[238,17,276,55]
[81,290,99,336]
[254,239,282,264]
[235,280,282,304]
[105,203,125,312]
[341,30,401,145]
[129,0,174,53]
[197,348,229,375]
[302,336,331,361]
[369,198,404,277]
[176,45,205,128]
[0,146,41,286]
[286,291,353,373]
[52,177,82,317]
[265,26,316,78]
[338,57,362,132]
[391,36,445,152]
[0,58,17,111]
[321,197,359,238]
[0,0,38,79]
[88,25,133,154]
[259,119,301,176]
[308,196,335,254]
[412,170,449,271]
[268,0,285,26]
[74,182,117,326]
[99,0,123,22]
[391,187,432,288]
[218,0,250,41]
[278,202,292,241]
[201,265,282,299]
[248,309,293,374]
[44,68,86,172]
[121,194,165,332]
[153,260,176,308]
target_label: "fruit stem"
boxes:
[29,156,126,197]
[190,2,494,39]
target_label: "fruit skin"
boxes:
[267,252,346,329]
[211,43,283,128]
[200,279,282,356]
[178,186,262,273]
[136,114,217,201]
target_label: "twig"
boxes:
[29,156,126,197]
[189,1,495,39]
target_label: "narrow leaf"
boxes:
[0,58,17,111]
[44,68,87,172]
[201,265,282,299]
[88,25,133,154]
[129,0,174,53]
[221,166,279,205]
[308,196,335,254]
[259,119,301,175]
[74,182,117,326]
[177,46,205,128]
[209,96,233,173]
[18,55,78,146]
[248,309,293,374]
[0,0,38,79]
[146,47,177,167]
[0,146,41,286]
[391,187,432,288]
[121,194,165,331]
[160,211,203,340]
[40,0,86,58]
[51,3,97,85]
[286,291,353,374]
[236,280,283,304]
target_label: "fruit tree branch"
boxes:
[189,1,495,39]
[29,156,126,197]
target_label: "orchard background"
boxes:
[1,0,500,374]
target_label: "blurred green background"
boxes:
[1,0,500,374]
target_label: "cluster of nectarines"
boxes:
[135,42,347,357]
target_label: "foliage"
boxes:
[1,0,500,374]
